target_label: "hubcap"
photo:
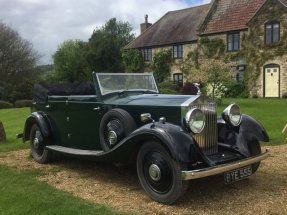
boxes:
[33,138,40,149]
[149,164,161,181]
[108,130,117,145]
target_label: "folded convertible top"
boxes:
[33,83,95,103]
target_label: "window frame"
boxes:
[227,32,240,52]
[173,44,183,59]
[143,48,152,61]
[265,21,280,45]
[173,73,183,87]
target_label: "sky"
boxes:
[0,0,211,65]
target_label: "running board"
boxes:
[46,145,104,156]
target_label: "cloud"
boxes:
[0,0,211,64]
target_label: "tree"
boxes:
[0,22,40,84]
[179,37,233,100]
[152,49,173,83]
[52,40,90,82]
[122,49,144,72]
[0,22,40,102]
[87,18,135,72]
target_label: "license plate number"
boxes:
[224,166,253,184]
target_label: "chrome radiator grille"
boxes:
[193,103,218,155]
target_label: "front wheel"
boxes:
[29,124,52,164]
[249,141,262,173]
[137,141,188,204]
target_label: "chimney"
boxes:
[140,14,152,34]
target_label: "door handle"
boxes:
[93,107,100,111]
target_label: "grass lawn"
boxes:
[0,165,127,215]
[0,108,128,215]
[219,98,287,145]
[0,108,30,152]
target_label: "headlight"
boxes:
[185,108,205,134]
[222,104,242,126]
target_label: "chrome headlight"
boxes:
[222,104,242,126]
[185,108,205,134]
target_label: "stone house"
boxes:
[126,0,287,98]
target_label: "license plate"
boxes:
[224,166,253,184]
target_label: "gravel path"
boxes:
[0,145,286,215]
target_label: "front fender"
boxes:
[23,112,51,142]
[218,114,269,157]
[100,122,199,163]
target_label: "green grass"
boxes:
[219,98,287,145]
[0,108,30,152]
[0,165,127,215]
[0,108,128,214]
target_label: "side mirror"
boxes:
[140,113,152,123]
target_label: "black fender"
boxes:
[23,112,51,142]
[218,114,269,157]
[99,122,199,164]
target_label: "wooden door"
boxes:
[265,67,279,97]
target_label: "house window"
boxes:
[173,45,183,59]
[227,32,240,51]
[265,22,280,44]
[173,73,183,87]
[143,48,152,61]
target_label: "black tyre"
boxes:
[249,141,261,173]
[99,108,136,151]
[137,141,188,204]
[29,124,52,164]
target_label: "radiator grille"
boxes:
[192,103,218,155]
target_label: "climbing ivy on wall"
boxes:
[152,49,173,83]
[186,0,287,95]
[235,0,287,93]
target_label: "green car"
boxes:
[20,73,270,204]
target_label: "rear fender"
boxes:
[23,112,51,142]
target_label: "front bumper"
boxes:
[181,149,270,180]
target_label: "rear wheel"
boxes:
[29,124,52,164]
[137,141,188,204]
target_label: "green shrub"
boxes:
[160,88,178,94]
[158,81,180,94]
[223,81,248,98]
[0,101,13,109]
[14,100,33,108]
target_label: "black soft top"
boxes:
[33,83,95,103]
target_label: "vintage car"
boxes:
[20,72,270,204]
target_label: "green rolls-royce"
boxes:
[20,72,270,204]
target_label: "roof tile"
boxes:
[126,4,210,49]
[203,0,266,34]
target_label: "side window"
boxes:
[227,32,240,51]
[143,48,152,61]
[173,73,183,87]
[265,22,280,44]
[173,45,183,59]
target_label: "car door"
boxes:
[45,96,70,146]
[67,95,102,150]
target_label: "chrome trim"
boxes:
[181,149,270,180]
[222,103,242,126]
[181,95,200,107]
[193,103,218,155]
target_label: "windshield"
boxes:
[95,73,159,95]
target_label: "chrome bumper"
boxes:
[182,149,271,180]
